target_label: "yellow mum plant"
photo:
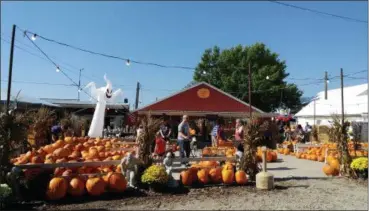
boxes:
[141,164,169,185]
[350,157,368,171]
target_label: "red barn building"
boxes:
[131,82,274,122]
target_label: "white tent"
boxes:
[295,83,368,126]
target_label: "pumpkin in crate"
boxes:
[266,152,273,162]
[180,170,192,186]
[43,145,55,154]
[222,169,234,184]
[46,177,68,200]
[31,155,44,164]
[235,170,248,185]
[209,167,222,183]
[64,136,73,144]
[86,177,106,196]
[53,148,71,159]
[68,177,85,196]
[104,172,127,192]
[197,169,209,184]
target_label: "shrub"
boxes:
[141,165,168,185]
[350,157,368,171]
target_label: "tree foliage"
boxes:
[193,43,303,112]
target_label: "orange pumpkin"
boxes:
[222,169,234,184]
[270,151,278,162]
[53,148,71,159]
[323,165,339,176]
[283,148,290,155]
[105,173,127,192]
[235,170,248,185]
[209,167,222,183]
[68,177,85,196]
[180,170,192,186]
[330,159,340,170]
[64,137,73,144]
[266,152,273,162]
[31,155,44,164]
[188,167,198,182]
[197,169,209,184]
[223,163,234,171]
[86,177,106,196]
[43,145,55,154]
[46,177,68,200]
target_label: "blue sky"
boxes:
[1,1,367,109]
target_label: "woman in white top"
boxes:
[136,125,143,142]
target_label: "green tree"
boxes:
[193,43,303,112]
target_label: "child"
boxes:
[154,132,166,158]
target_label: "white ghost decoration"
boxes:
[84,74,123,138]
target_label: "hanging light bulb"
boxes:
[126,59,130,66]
[78,88,81,92]
[31,34,37,41]
[266,75,270,80]
[202,70,207,75]
[326,79,330,83]
[56,67,60,72]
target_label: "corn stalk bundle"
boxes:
[240,118,267,180]
[137,114,161,167]
[330,115,355,178]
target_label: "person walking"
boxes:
[177,115,191,167]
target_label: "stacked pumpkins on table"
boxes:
[180,161,248,186]
[11,137,135,200]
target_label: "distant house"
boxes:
[295,83,368,126]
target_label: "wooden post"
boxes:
[324,71,328,100]
[135,82,140,109]
[313,99,316,126]
[248,63,252,119]
[261,146,267,172]
[6,24,16,113]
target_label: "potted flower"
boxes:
[350,157,368,179]
[141,164,169,192]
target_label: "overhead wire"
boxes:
[14,26,357,82]
[269,1,368,24]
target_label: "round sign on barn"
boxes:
[197,88,210,99]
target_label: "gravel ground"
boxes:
[31,177,367,210]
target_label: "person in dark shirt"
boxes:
[159,120,172,141]
[51,124,63,142]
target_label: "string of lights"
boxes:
[15,26,364,83]
[1,36,137,88]
[23,32,100,103]
[269,1,368,24]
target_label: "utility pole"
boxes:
[340,68,345,126]
[313,99,316,126]
[135,82,140,110]
[324,71,328,100]
[248,63,252,119]
[6,24,16,113]
[78,68,84,101]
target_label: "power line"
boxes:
[1,37,137,88]
[23,32,100,103]
[15,26,357,83]
[269,1,368,24]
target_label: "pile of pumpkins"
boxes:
[180,161,248,186]
[10,137,137,181]
[202,147,236,157]
[46,171,127,200]
[203,147,278,163]
[11,137,137,166]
